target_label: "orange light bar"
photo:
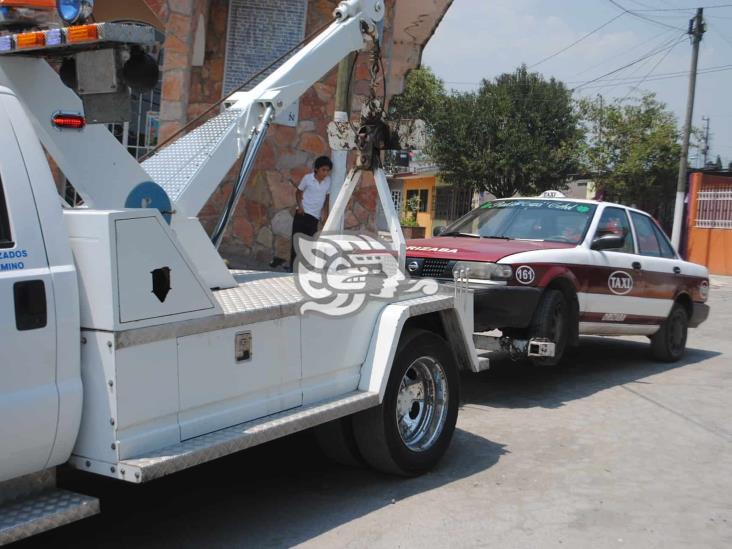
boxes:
[66,24,99,43]
[0,0,55,8]
[15,31,45,49]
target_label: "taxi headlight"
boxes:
[453,261,513,281]
[56,0,93,24]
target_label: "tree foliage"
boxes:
[420,66,581,197]
[578,93,680,217]
[388,67,446,128]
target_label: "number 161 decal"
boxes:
[515,265,536,285]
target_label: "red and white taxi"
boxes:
[406,196,710,364]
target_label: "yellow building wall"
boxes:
[401,176,436,235]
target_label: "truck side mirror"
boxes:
[433,226,447,237]
[591,234,625,251]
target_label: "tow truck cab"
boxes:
[0,85,81,483]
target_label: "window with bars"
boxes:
[391,190,402,215]
[696,184,732,229]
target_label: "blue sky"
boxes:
[422,0,732,167]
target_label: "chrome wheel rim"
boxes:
[395,356,449,452]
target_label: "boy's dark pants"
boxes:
[290,212,319,267]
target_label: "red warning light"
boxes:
[52,113,86,130]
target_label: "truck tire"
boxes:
[352,330,459,477]
[529,289,569,366]
[650,303,688,362]
[314,416,364,467]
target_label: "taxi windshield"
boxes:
[444,199,597,244]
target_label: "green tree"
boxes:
[388,66,446,127]
[429,65,581,197]
[579,93,680,217]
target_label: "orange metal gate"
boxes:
[686,172,732,275]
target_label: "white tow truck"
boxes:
[0,1,482,543]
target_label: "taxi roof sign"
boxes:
[539,190,567,198]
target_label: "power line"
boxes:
[606,0,688,30]
[527,12,625,69]
[442,63,732,89]
[620,37,682,101]
[572,33,686,91]
[574,28,674,76]
[628,4,732,12]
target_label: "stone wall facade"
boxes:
[143,0,450,267]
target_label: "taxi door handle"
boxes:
[673,266,682,274]
[632,261,642,270]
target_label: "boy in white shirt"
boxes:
[288,156,332,270]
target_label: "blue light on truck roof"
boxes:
[56,0,94,24]
[0,35,12,52]
[46,28,62,46]
[57,0,82,23]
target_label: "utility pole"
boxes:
[701,115,710,167]
[671,8,705,250]
[330,52,357,230]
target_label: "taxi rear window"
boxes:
[0,179,12,249]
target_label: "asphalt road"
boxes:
[17,278,732,548]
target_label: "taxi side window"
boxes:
[652,222,676,258]
[595,207,635,253]
[0,179,12,249]
[631,212,673,258]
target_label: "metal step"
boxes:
[0,489,99,545]
[141,109,243,205]
[116,391,379,483]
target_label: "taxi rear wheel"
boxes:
[650,303,688,362]
[529,289,570,366]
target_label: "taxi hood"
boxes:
[406,236,575,262]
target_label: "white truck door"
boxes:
[0,116,58,482]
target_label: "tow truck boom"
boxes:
[0,0,386,287]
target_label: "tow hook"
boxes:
[499,337,556,361]
[527,339,556,358]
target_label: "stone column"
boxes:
[145,0,211,143]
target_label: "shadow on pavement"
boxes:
[20,428,506,548]
[461,335,721,410]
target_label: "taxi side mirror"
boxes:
[592,234,625,251]
[433,226,447,237]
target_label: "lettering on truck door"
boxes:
[0,120,58,482]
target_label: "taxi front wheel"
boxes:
[529,289,570,366]
[650,303,688,362]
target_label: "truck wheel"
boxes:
[529,289,569,366]
[650,303,688,362]
[352,330,459,477]
[314,416,364,467]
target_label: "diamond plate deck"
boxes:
[141,109,243,204]
[114,273,458,350]
[118,391,379,482]
[115,273,304,349]
[0,490,99,545]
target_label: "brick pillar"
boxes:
[146,0,211,142]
